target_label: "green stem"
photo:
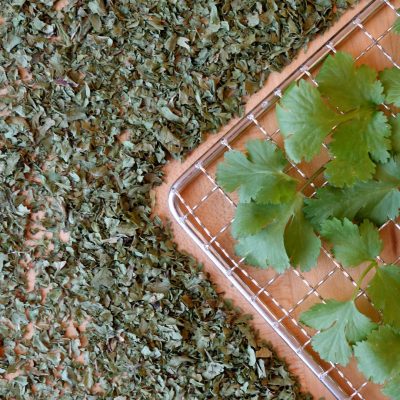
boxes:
[299,165,326,194]
[351,261,378,301]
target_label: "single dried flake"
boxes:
[0,0,351,398]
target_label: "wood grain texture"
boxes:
[154,2,398,398]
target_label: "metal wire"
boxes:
[169,1,400,399]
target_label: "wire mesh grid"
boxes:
[169,1,400,399]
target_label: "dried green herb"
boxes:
[0,0,351,398]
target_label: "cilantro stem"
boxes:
[351,260,378,301]
[299,165,326,193]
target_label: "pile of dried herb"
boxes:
[0,0,352,398]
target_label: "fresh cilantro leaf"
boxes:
[380,67,400,107]
[389,115,400,154]
[375,154,400,184]
[325,111,391,186]
[236,213,290,272]
[235,194,320,272]
[304,178,400,227]
[277,52,390,186]
[216,139,297,204]
[328,114,391,185]
[318,53,389,170]
[368,265,400,329]
[301,300,377,365]
[383,375,400,400]
[363,111,392,163]
[317,51,384,111]
[231,203,280,238]
[219,139,320,272]
[358,164,400,223]
[320,218,382,267]
[354,325,400,384]
[276,80,337,163]
[284,202,321,272]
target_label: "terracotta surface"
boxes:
[154,2,398,399]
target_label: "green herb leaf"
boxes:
[301,300,377,365]
[368,265,400,329]
[236,220,290,272]
[276,80,337,163]
[284,203,321,272]
[389,115,400,154]
[354,325,400,384]
[304,177,400,227]
[375,154,400,184]
[235,194,320,272]
[317,51,384,110]
[231,203,280,238]
[325,112,390,186]
[320,218,382,267]
[380,67,400,107]
[277,51,391,186]
[383,375,400,400]
[216,139,297,204]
